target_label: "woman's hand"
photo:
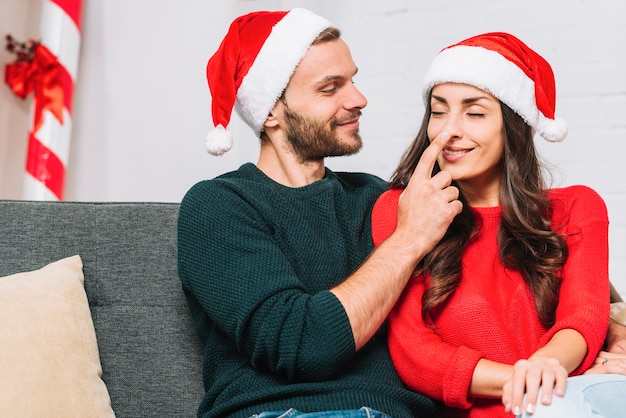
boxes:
[585,351,626,375]
[502,356,568,415]
[584,320,626,375]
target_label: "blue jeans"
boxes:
[249,407,391,418]
[522,374,626,417]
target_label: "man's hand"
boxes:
[332,131,461,350]
[395,131,462,254]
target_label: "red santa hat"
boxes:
[204,8,332,156]
[422,32,567,142]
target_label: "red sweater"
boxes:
[372,185,610,418]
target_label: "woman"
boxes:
[372,32,626,417]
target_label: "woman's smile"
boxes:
[442,146,473,161]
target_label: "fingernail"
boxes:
[440,131,449,140]
[513,406,521,416]
[526,403,535,414]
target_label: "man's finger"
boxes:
[412,131,450,179]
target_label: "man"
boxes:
[177,8,461,418]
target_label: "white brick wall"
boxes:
[1,0,624,293]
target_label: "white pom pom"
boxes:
[538,117,568,143]
[205,124,233,156]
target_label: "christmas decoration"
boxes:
[4,0,82,200]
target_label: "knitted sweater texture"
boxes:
[371,185,610,418]
[178,163,438,418]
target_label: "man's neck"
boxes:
[256,145,326,188]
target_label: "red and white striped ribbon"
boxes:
[23,0,82,200]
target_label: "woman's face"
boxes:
[427,83,505,197]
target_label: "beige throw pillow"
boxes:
[0,255,115,417]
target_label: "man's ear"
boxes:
[263,115,279,129]
[263,100,282,129]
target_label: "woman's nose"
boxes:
[443,112,462,138]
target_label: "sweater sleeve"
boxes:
[371,189,402,246]
[539,185,610,374]
[388,278,483,409]
[373,188,481,408]
[177,180,355,382]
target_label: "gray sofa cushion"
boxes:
[0,200,204,417]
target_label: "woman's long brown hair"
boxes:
[389,100,568,328]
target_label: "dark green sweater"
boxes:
[177,163,438,418]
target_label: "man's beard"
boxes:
[283,105,363,162]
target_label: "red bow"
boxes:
[5,42,64,133]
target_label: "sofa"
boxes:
[2,199,626,418]
[0,200,205,417]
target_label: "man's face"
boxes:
[274,39,367,162]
